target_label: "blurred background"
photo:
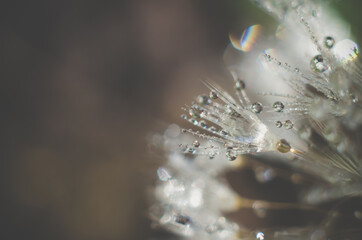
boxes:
[0,0,361,239]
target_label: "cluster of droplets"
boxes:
[152,0,362,239]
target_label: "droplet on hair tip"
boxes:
[193,140,200,148]
[310,55,329,73]
[197,95,210,105]
[284,120,294,129]
[209,90,218,99]
[276,139,291,153]
[275,121,283,128]
[235,79,245,90]
[273,101,284,112]
[251,102,263,113]
[324,36,335,49]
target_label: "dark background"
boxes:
[0,1,360,239]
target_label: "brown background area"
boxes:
[0,0,360,239]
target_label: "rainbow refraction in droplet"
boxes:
[333,39,359,63]
[229,24,262,52]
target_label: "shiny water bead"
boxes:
[209,126,217,133]
[181,114,187,120]
[199,120,207,128]
[225,105,236,116]
[191,119,198,125]
[185,146,196,154]
[273,101,284,112]
[324,36,335,49]
[275,121,283,128]
[157,167,172,181]
[197,95,210,105]
[220,129,229,136]
[256,232,265,240]
[209,90,218,99]
[175,215,192,226]
[310,55,329,73]
[284,120,294,129]
[189,108,201,118]
[193,140,200,148]
[226,150,237,161]
[276,139,291,153]
[208,151,216,159]
[235,79,246,90]
[251,102,263,113]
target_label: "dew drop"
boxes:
[256,232,265,240]
[191,119,198,125]
[157,167,172,181]
[251,102,263,113]
[209,90,218,99]
[181,114,187,120]
[209,126,217,133]
[189,108,201,118]
[197,95,210,105]
[273,101,284,112]
[235,79,246,90]
[185,147,196,154]
[193,140,200,148]
[225,105,236,115]
[310,55,329,73]
[220,129,229,136]
[333,39,359,63]
[175,215,192,226]
[226,150,237,161]
[284,120,294,129]
[208,152,216,159]
[276,139,291,153]
[324,36,335,49]
[275,121,283,128]
[199,120,207,128]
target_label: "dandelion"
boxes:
[151,0,362,239]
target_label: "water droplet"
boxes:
[251,102,263,113]
[294,68,300,73]
[324,36,335,49]
[209,90,218,99]
[189,108,201,118]
[191,119,198,125]
[226,150,237,161]
[181,114,187,120]
[209,126,217,133]
[199,120,207,128]
[220,129,229,136]
[310,55,329,73]
[225,105,236,115]
[193,140,200,148]
[197,95,210,105]
[235,79,245,90]
[333,39,359,63]
[276,139,291,153]
[157,167,172,181]
[284,120,294,129]
[256,232,265,240]
[185,147,196,154]
[275,121,283,128]
[273,101,284,112]
[208,151,216,159]
[175,215,192,226]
